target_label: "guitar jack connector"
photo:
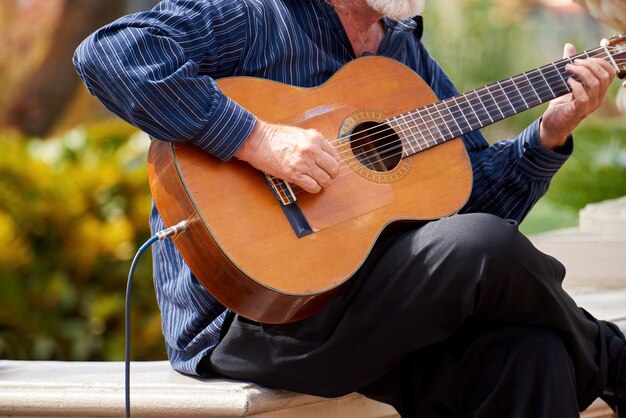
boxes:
[156,220,189,240]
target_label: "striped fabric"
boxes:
[74,0,572,376]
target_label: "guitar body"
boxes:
[148,56,472,323]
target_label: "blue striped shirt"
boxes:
[74,0,572,376]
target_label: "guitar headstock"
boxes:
[603,33,626,79]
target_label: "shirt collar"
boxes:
[382,15,424,41]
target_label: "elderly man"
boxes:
[74,0,625,416]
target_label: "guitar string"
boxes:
[329,48,614,166]
[311,50,608,185]
[280,48,617,197]
[334,49,617,177]
[268,48,619,196]
[331,47,610,159]
[327,46,614,153]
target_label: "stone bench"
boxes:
[0,360,396,417]
[1,197,624,417]
[0,355,619,417]
[1,304,623,418]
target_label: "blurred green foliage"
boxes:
[548,119,626,210]
[0,121,165,361]
[520,119,626,234]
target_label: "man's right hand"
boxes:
[234,120,340,193]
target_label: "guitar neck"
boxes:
[389,46,611,155]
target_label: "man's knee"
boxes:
[418,214,567,308]
[422,213,525,262]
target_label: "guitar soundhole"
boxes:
[350,122,402,172]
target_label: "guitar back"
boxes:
[148,56,472,323]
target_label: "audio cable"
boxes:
[125,220,188,418]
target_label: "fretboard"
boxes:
[387,47,611,155]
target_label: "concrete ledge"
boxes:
[0,308,622,418]
[0,358,618,418]
[0,360,397,417]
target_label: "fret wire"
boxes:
[410,112,427,151]
[523,72,542,103]
[450,95,473,133]
[401,114,418,154]
[405,113,422,154]
[414,109,437,147]
[397,114,416,155]
[472,89,494,124]
[484,84,506,119]
[354,50,615,164]
[461,92,480,129]
[385,47,613,153]
[551,62,568,88]
[495,49,602,121]
[599,44,620,72]
[537,67,556,98]
[433,102,455,140]
[407,112,428,150]
[441,99,463,137]
[451,96,472,132]
[496,80,517,116]
[441,48,609,136]
[396,113,422,152]
[466,92,484,128]
[425,105,446,144]
[524,69,554,103]
[510,76,530,109]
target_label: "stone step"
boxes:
[580,196,626,237]
[530,196,626,294]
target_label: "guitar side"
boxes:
[148,56,472,323]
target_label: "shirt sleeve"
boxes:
[461,122,572,222]
[73,0,256,160]
[416,41,573,223]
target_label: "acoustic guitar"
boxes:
[148,34,626,324]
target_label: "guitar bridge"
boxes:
[264,174,313,238]
[266,174,297,205]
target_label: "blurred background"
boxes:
[0,0,624,363]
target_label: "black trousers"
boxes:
[206,213,611,417]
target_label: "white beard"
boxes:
[365,0,425,20]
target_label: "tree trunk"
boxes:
[3,0,125,137]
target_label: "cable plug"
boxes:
[156,220,188,240]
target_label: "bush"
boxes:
[0,121,165,361]
[521,118,626,234]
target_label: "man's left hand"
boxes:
[540,43,616,150]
